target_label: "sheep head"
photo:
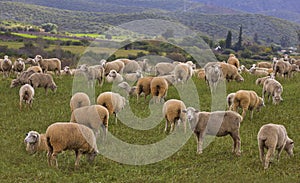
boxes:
[24,131,40,154]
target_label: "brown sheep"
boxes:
[100,59,125,75]
[136,77,154,102]
[70,92,91,112]
[227,54,240,69]
[257,62,272,69]
[231,90,265,120]
[150,77,168,104]
[220,62,244,82]
[26,66,43,73]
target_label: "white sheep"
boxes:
[24,131,48,154]
[70,92,91,112]
[13,58,25,75]
[162,99,187,133]
[249,66,269,76]
[226,92,235,110]
[174,62,193,84]
[117,81,137,97]
[155,62,177,76]
[257,123,294,169]
[137,59,150,73]
[61,66,73,76]
[150,77,168,104]
[24,57,39,66]
[46,122,98,168]
[204,62,222,93]
[34,55,61,75]
[124,70,143,82]
[183,107,243,156]
[96,92,126,124]
[28,73,57,95]
[159,74,176,86]
[80,64,105,87]
[1,55,12,78]
[123,59,141,73]
[106,69,123,83]
[70,105,109,140]
[262,78,283,105]
[19,84,35,110]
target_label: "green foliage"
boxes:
[225,31,232,49]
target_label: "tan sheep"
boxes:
[10,70,35,88]
[24,131,48,154]
[227,54,240,69]
[183,107,243,156]
[100,59,125,75]
[136,77,154,102]
[155,62,177,76]
[122,59,141,73]
[26,66,43,73]
[13,58,25,75]
[262,78,283,105]
[231,90,265,120]
[117,81,137,97]
[124,71,143,82]
[46,122,98,168]
[257,61,272,69]
[19,84,35,110]
[96,92,126,124]
[257,123,294,169]
[150,77,168,104]
[220,62,244,82]
[226,92,235,110]
[70,105,109,140]
[174,62,193,84]
[255,76,272,86]
[162,99,187,133]
[34,55,61,75]
[196,69,205,79]
[159,74,176,86]
[274,60,298,78]
[28,73,57,95]
[70,92,91,112]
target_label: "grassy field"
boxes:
[0,71,300,182]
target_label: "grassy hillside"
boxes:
[0,70,299,182]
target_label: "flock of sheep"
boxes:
[1,52,298,170]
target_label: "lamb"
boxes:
[231,90,265,120]
[226,92,235,110]
[46,122,98,168]
[106,69,123,83]
[10,70,35,88]
[19,84,35,110]
[227,53,240,69]
[155,62,177,76]
[13,58,25,75]
[1,55,12,78]
[257,62,272,69]
[262,78,283,105]
[174,62,193,84]
[117,81,137,97]
[257,123,294,169]
[70,92,91,112]
[136,77,154,102]
[124,71,143,82]
[220,62,244,82]
[70,105,109,140]
[204,62,222,93]
[24,131,48,154]
[96,92,126,124]
[150,77,168,103]
[34,55,61,75]
[162,99,187,133]
[26,65,43,73]
[28,73,57,95]
[182,107,242,156]
[100,59,125,75]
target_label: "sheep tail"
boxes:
[77,101,83,108]
[155,85,160,96]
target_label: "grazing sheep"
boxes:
[262,78,283,105]
[70,92,91,112]
[117,81,137,97]
[61,66,73,76]
[96,92,126,124]
[26,66,43,73]
[204,62,222,93]
[100,59,125,75]
[106,69,123,83]
[155,62,177,76]
[137,59,150,73]
[124,71,143,82]
[1,55,12,78]
[240,65,249,74]
[150,77,168,104]
[231,90,265,120]
[24,131,48,154]
[274,60,299,78]
[255,75,272,86]
[174,62,193,84]
[10,70,35,88]
[34,55,61,75]
[220,62,244,82]
[24,58,39,66]
[46,122,98,168]
[70,105,109,140]
[19,84,35,110]
[136,77,154,102]
[80,64,105,87]
[183,107,242,156]
[257,62,272,69]
[162,99,187,133]
[28,73,57,95]
[257,123,294,169]
[249,66,269,76]
[226,92,235,110]
[227,54,240,69]
[13,58,25,75]
[160,74,176,86]
[123,60,141,73]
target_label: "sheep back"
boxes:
[150,77,168,103]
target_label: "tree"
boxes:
[254,33,259,44]
[225,31,232,49]
[234,25,243,51]
[41,23,58,34]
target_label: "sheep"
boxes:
[240,65,249,74]
[80,64,105,87]
[24,131,48,154]
[123,60,141,73]
[182,107,242,156]
[249,67,269,76]
[34,55,61,75]
[194,68,205,79]
[257,123,294,169]
[204,62,222,93]
[106,69,123,83]
[257,62,272,69]
[220,62,244,82]
[28,73,57,95]
[150,77,168,104]
[19,84,35,110]
[13,58,25,75]
[255,75,272,86]
[227,53,240,69]
[137,59,150,73]
[274,60,299,78]
[117,81,137,97]
[226,92,235,110]
[1,55,12,78]
[70,92,91,112]
[10,70,35,88]
[162,99,187,133]
[100,59,125,75]
[262,78,283,105]
[46,122,98,168]
[70,105,109,140]
[26,65,43,73]
[136,77,154,102]
[159,74,176,86]
[124,71,143,82]
[96,92,126,124]
[174,62,193,84]
[24,58,39,66]
[155,62,177,76]
[231,90,265,120]
[61,66,73,76]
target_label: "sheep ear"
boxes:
[290,141,294,144]
[182,109,187,113]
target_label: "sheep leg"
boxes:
[231,131,241,156]
[170,122,174,134]
[75,150,82,168]
[276,145,285,162]
[47,151,53,167]
[114,113,118,124]
[196,132,203,154]
[264,147,275,169]
[51,152,59,168]
[258,140,265,165]
[241,108,247,120]
[164,119,168,133]
[250,110,254,121]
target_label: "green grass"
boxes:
[0,71,300,182]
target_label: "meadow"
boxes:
[0,70,300,183]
